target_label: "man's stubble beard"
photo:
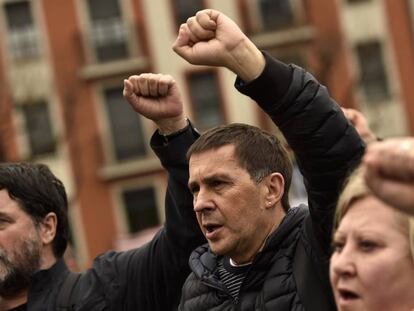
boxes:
[0,232,42,298]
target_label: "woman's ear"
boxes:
[39,212,58,245]
[263,172,285,209]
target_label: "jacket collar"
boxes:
[30,258,69,294]
[262,205,308,252]
[190,206,309,278]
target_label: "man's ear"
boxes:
[263,172,285,209]
[39,212,58,245]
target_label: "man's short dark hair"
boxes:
[0,163,69,257]
[187,123,292,211]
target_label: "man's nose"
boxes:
[193,188,215,213]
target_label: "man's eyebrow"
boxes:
[188,173,230,189]
[0,211,13,220]
[202,174,232,185]
[204,174,227,183]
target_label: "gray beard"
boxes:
[0,236,41,298]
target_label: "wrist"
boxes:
[157,116,188,136]
[227,38,265,82]
[157,118,191,144]
[156,114,187,135]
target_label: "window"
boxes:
[122,187,159,233]
[347,0,370,3]
[103,86,146,161]
[356,41,390,102]
[172,0,204,29]
[22,101,56,157]
[187,71,224,131]
[4,1,39,60]
[247,0,301,33]
[85,0,129,62]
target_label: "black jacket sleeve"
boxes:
[235,52,365,256]
[84,124,205,311]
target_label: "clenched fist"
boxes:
[172,9,265,82]
[123,73,187,134]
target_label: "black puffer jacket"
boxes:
[178,53,365,311]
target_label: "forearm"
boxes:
[150,122,204,250]
[235,51,293,109]
[226,38,266,83]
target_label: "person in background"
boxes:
[331,167,414,311]
[341,108,377,144]
[0,73,204,311]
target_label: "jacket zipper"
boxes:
[200,280,238,305]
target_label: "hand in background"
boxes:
[363,137,414,216]
[123,73,187,135]
[341,108,376,144]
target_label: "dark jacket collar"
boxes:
[189,205,309,280]
[30,258,69,294]
[262,205,308,252]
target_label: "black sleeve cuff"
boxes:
[150,120,200,167]
[234,51,294,111]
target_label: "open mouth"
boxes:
[205,224,220,232]
[203,224,222,238]
[338,289,360,301]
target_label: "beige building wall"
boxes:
[339,0,408,138]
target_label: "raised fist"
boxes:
[123,73,187,134]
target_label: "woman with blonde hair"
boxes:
[330,168,414,311]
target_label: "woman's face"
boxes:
[330,195,414,311]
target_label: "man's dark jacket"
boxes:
[178,53,365,310]
[24,130,205,311]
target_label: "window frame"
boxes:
[96,81,152,164]
[168,0,207,31]
[20,100,57,158]
[76,0,140,65]
[184,68,227,131]
[346,0,371,4]
[1,0,41,61]
[354,39,391,103]
[241,0,306,35]
[113,177,165,235]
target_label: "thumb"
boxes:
[123,79,134,99]
[172,45,194,63]
[172,24,195,61]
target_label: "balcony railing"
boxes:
[8,27,40,60]
[90,17,129,63]
[75,21,149,80]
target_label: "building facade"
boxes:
[0,0,412,267]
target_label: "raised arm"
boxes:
[123,73,203,246]
[173,9,365,254]
[114,73,204,309]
